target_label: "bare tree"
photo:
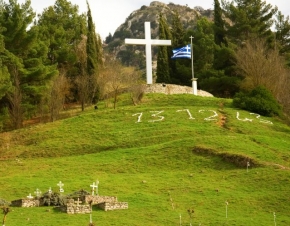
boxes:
[235,39,290,116]
[98,57,145,109]
[49,68,70,122]
[75,35,96,111]
[7,65,23,129]
[126,67,145,105]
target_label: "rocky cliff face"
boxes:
[114,1,213,38]
[105,1,213,70]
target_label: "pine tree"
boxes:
[223,0,277,43]
[0,24,11,100]
[275,11,290,55]
[37,0,86,67]
[156,14,170,83]
[1,0,57,128]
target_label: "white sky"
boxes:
[7,0,290,41]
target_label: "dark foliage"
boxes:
[233,86,282,117]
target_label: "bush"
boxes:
[233,86,282,117]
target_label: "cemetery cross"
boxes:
[57,181,64,193]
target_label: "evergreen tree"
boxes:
[96,33,103,68]
[170,10,187,84]
[86,1,99,103]
[171,10,185,47]
[0,24,11,100]
[1,0,57,129]
[37,0,86,67]
[223,0,277,44]
[275,11,290,55]
[213,0,227,46]
[156,14,170,83]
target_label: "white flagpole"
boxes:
[190,36,194,80]
[190,36,197,95]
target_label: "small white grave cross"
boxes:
[27,193,33,199]
[57,181,64,193]
[48,187,52,194]
[125,22,171,84]
[74,198,82,206]
[90,181,98,196]
[34,188,41,198]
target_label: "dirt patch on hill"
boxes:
[192,146,260,167]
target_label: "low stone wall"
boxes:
[145,83,214,97]
[11,199,40,207]
[83,195,118,205]
[66,204,91,214]
[98,202,128,211]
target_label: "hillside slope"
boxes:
[0,94,289,225]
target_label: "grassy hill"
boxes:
[0,93,290,225]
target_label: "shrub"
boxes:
[233,86,282,117]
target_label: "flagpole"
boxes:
[190,36,197,95]
[190,36,194,80]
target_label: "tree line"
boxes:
[1,0,290,131]
[0,0,142,131]
[155,0,290,119]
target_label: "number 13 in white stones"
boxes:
[132,111,165,123]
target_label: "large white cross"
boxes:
[125,22,171,84]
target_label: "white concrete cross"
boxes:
[27,193,33,199]
[125,22,171,84]
[90,181,98,196]
[34,188,41,198]
[57,181,64,193]
[74,198,82,206]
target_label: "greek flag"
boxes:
[171,44,191,59]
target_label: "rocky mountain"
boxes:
[104,1,213,71]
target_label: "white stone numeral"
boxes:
[236,112,253,122]
[132,113,143,123]
[177,109,195,119]
[149,111,164,122]
[250,113,273,124]
[199,110,218,121]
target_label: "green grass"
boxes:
[0,93,290,225]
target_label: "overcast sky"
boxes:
[9,0,290,40]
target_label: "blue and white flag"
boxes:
[171,44,191,59]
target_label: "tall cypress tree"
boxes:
[171,10,185,47]
[86,1,99,103]
[156,14,170,83]
[213,0,227,46]
[170,10,186,84]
